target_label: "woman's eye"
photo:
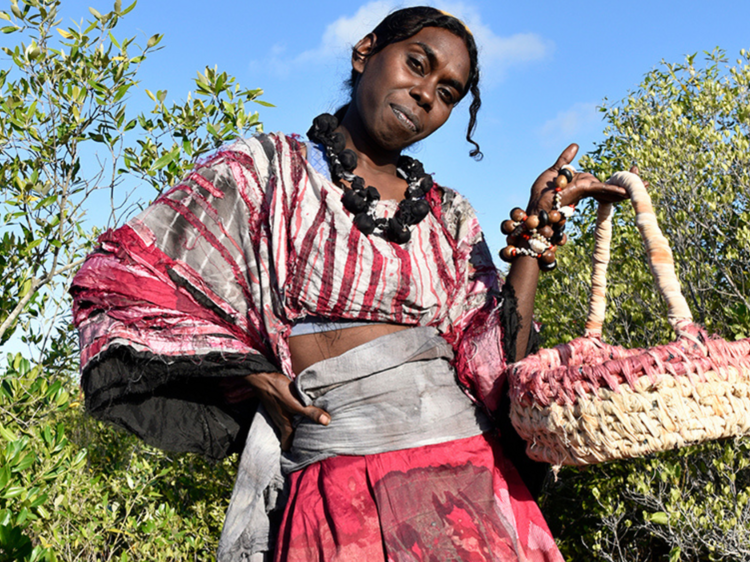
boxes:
[439,89,455,104]
[408,57,424,73]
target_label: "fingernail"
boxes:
[319,413,330,425]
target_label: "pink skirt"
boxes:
[274,433,563,561]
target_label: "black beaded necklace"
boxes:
[307,113,434,244]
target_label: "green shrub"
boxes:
[537,50,750,561]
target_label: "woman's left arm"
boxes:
[505,143,632,361]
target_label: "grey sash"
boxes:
[218,327,491,561]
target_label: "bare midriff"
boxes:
[288,323,411,374]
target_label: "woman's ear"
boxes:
[352,33,376,74]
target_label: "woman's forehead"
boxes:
[391,27,471,84]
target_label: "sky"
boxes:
[16,0,750,257]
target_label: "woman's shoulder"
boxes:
[432,182,484,248]
[226,131,306,162]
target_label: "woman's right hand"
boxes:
[242,372,330,451]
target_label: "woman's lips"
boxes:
[391,105,419,133]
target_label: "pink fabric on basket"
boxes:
[510,324,750,408]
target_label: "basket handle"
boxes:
[583,171,693,338]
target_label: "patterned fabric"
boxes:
[276,434,561,562]
[71,132,561,561]
[71,133,507,456]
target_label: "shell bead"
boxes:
[529,238,548,254]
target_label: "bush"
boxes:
[537,49,750,561]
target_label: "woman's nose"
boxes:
[410,81,434,110]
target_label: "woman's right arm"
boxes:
[71,136,298,458]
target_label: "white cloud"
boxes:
[433,1,553,81]
[257,1,552,82]
[539,102,601,147]
[295,1,398,63]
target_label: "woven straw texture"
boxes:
[508,172,750,467]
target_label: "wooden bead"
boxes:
[540,259,557,272]
[510,207,526,222]
[541,249,556,264]
[500,246,517,262]
[555,174,568,188]
[560,167,574,183]
[501,219,516,235]
[556,218,567,229]
[539,225,554,239]
[537,210,549,228]
[548,210,562,224]
[551,231,567,246]
[524,215,540,230]
[506,234,519,246]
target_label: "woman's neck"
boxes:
[336,111,407,201]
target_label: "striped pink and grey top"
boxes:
[72,133,507,412]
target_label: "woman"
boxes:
[71,7,627,561]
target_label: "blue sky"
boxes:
[41,0,750,256]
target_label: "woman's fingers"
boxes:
[243,371,331,450]
[550,143,579,172]
[303,406,331,425]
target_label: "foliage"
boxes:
[0,0,269,558]
[537,49,750,561]
[0,0,269,352]
[1,352,238,561]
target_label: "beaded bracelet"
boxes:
[499,166,576,271]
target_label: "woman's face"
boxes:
[351,26,471,153]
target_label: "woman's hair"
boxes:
[336,6,483,160]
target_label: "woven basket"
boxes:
[508,171,750,467]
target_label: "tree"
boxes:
[536,49,750,561]
[0,0,269,558]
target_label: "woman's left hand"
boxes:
[526,143,631,215]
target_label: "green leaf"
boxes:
[669,546,681,562]
[57,28,72,39]
[3,486,24,499]
[0,423,17,442]
[89,7,102,20]
[648,511,669,525]
[13,454,34,472]
[150,147,179,170]
[146,34,161,49]
[121,0,137,16]
[253,99,275,107]
[108,31,120,49]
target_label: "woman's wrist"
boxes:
[500,168,575,271]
